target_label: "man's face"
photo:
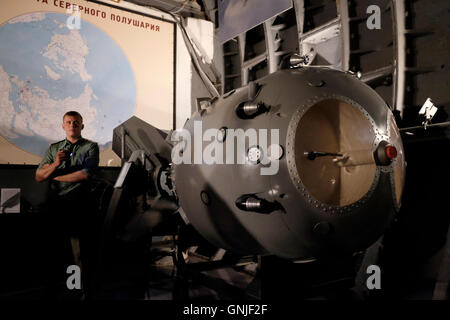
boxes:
[62,115,84,139]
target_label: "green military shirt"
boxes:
[38,137,99,196]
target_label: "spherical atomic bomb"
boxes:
[173,68,405,260]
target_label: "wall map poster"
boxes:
[0,0,175,165]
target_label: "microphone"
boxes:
[62,144,74,166]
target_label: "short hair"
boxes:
[63,111,83,122]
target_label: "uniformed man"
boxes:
[35,110,99,298]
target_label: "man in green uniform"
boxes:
[35,111,99,192]
[36,110,99,298]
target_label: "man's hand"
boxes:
[35,150,68,182]
[55,150,69,167]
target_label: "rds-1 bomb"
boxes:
[173,67,405,260]
[113,67,405,261]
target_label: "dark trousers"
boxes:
[43,187,97,299]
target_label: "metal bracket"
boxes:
[114,150,146,188]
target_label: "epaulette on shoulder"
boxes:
[51,139,65,146]
[83,138,97,145]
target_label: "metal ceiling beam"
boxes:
[337,0,350,71]
[125,0,205,18]
[391,0,406,115]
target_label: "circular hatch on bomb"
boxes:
[290,98,377,207]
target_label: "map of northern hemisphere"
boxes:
[0,12,136,157]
